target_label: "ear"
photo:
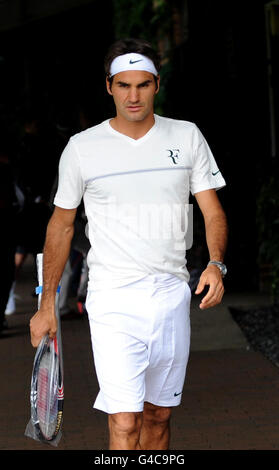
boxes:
[155,75,160,94]
[106,76,113,96]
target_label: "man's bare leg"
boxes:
[139,402,172,450]
[108,412,143,450]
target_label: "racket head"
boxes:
[30,334,64,443]
[26,252,64,446]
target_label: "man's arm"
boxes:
[194,189,228,309]
[29,206,77,347]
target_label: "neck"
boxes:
[110,112,155,140]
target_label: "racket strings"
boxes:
[36,348,59,440]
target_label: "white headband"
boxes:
[109,53,158,77]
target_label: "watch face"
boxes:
[218,264,227,276]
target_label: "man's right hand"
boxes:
[29,309,57,348]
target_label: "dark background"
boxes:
[0,0,277,294]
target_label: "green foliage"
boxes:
[257,171,279,302]
[112,0,154,40]
[112,0,172,44]
[153,59,172,115]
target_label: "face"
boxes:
[106,70,160,123]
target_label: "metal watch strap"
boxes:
[207,260,227,277]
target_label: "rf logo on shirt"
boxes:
[167,149,180,164]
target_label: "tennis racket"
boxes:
[25,253,64,445]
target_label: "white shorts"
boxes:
[86,273,191,414]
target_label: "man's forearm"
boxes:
[30,207,76,347]
[41,216,74,310]
[204,210,228,262]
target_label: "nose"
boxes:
[127,87,140,103]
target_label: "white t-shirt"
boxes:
[54,114,226,290]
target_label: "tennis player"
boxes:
[30,38,228,450]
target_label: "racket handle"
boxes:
[36,254,43,309]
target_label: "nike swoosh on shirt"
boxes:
[212,170,220,176]
[129,59,143,64]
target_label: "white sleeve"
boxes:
[190,125,226,195]
[53,138,85,209]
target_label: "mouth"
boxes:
[126,105,143,112]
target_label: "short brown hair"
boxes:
[104,37,161,77]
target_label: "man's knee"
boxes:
[109,412,142,436]
[143,402,172,426]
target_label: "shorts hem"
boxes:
[144,397,182,408]
[92,398,182,414]
[93,401,144,414]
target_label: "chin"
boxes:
[126,116,145,122]
[124,110,149,122]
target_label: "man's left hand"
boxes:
[195,265,225,309]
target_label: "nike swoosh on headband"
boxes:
[110,53,158,77]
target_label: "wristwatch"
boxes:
[207,260,227,277]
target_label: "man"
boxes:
[30,38,228,450]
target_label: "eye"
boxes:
[118,83,129,88]
[139,82,150,88]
